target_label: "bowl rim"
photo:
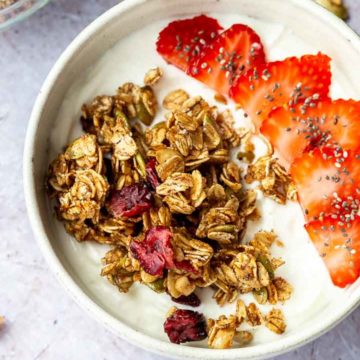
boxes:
[23,0,360,359]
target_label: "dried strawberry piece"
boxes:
[164,309,207,344]
[171,293,201,307]
[108,183,152,218]
[146,158,160,189]
[130,226,175,276]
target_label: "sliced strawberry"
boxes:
[187,24,266,95]
[290,146,360,221]
[260,107,309,169]
[261,100,360,169]
[156,15,223,71]
[306,217,360,287]
[230,53,331,129]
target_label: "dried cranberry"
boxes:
[146,158,160,189]
[171,293,201,307]
[130,226,175,276]
[164,309,207,344]
[130,241,165,276]
[108,183,152,218]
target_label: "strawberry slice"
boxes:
[187,24,266,95]
[156,15,223,72]
[261,100,360,169]
[230,53,331,129]
[306,217,360,287]
[290,146,360,221]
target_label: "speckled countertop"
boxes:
[0,1,360,359]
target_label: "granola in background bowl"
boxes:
[0,0,51,31]
[0,0,18,10]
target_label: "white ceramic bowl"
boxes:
[24,0,360,359]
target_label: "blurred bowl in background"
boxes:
[0,0,51,31]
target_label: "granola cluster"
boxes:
[47,68,292,349]
[314,0,348,20]
[207,299,286,349]
[245,154,296,204]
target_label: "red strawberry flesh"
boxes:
[230,53,331,129]
[164,309,207,344]
[290,146,360,221]
[306,217,360,287]
[187,24,266,95]
[261,99,360,169]
[156,15,223,72]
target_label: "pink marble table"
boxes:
[0,1,359,359]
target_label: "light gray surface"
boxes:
[1,0,360,359]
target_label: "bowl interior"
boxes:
[26,0,360,359]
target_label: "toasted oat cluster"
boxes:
[47,69,292,349]
[245,155,297,204]
[207,299,287,349]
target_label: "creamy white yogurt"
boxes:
[50,13,350,345]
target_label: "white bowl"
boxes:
[24,0,360,359]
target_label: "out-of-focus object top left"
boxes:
[0,0,51,32]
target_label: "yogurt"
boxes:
[50,13,349,345]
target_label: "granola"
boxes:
[0,0,17,9]
[208,314,238,349]
[205,299,284,349]
[46,69,292,349]
[314,0,348,19]
[144,67,163,86]
[205,301,287,349]
[245,155,296,204]
[265,308,287,334]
